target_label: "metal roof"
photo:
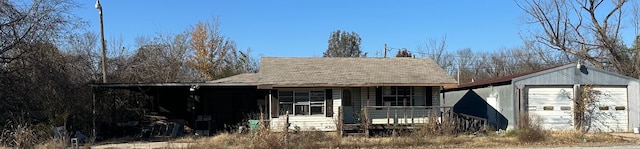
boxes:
[443,64,564,91]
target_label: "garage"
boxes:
[443,63,640,131]
[588,87,628,132]
[527,87,574,131]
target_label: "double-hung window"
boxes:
[279,90,325,116]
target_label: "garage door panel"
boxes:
[528,87,574,131]
[589,87,628,132]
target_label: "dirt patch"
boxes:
[611,133,640,143]
[91,142,192,149]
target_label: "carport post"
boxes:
[92,87,96,141]
[190,86,196,135]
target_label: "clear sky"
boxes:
[72,1,633,58]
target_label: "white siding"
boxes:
[360,87,376,108]
[269,88,341,132]
[270,116,337,131]
[332,88,342,118]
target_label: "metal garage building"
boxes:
[442,63,640,132]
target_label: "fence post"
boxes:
[364,106,370,137]
[411,106,414,125]
[283,111,289,147]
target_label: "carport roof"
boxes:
[207,73,258,85]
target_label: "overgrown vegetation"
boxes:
[515,116,548,143]
[171,115,630,149]
[177,128,628,149]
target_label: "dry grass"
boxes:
[0,121,70,149]
[172,115,632,149]
[2,116,633,149]
[173,130,632,149]
[516,115,548,143]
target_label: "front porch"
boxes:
[266,86,491,136]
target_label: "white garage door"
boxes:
[528,87,574,131]
[588,87,628,132]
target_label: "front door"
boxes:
[342,89,355,124]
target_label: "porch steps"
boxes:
[342,124,367,137]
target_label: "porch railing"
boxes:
[362,106,452,126]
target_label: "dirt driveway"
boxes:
[91,142,192,149]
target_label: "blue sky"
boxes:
[72,1,633,58]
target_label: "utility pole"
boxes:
[384,43,387,58]
[96,0,107,83]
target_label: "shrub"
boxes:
[1,121,39,149]
[516,116,547,143]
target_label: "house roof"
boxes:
[207,73,258,85]
[258,57,457,87]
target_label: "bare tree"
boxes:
[517,0,637,77]
[0,0,80,64]
[417,35,455,75]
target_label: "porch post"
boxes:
[268,90,272,119]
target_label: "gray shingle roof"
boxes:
[207,73,258,85]
[258,57,457,87]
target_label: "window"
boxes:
[543,106,554,110]
[279,91,293,115]
[310,91,325,115]
[381,87,425,106]
[599,106,610,111]
[294,91,309,115]
[279,90,325,116]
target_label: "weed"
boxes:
[517,116,548,143]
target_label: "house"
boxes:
[442,63,640,132]
[90,57,457,136]
[257,57,458,131]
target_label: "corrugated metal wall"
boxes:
[443,85,514,129]
[628,81,640,131]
